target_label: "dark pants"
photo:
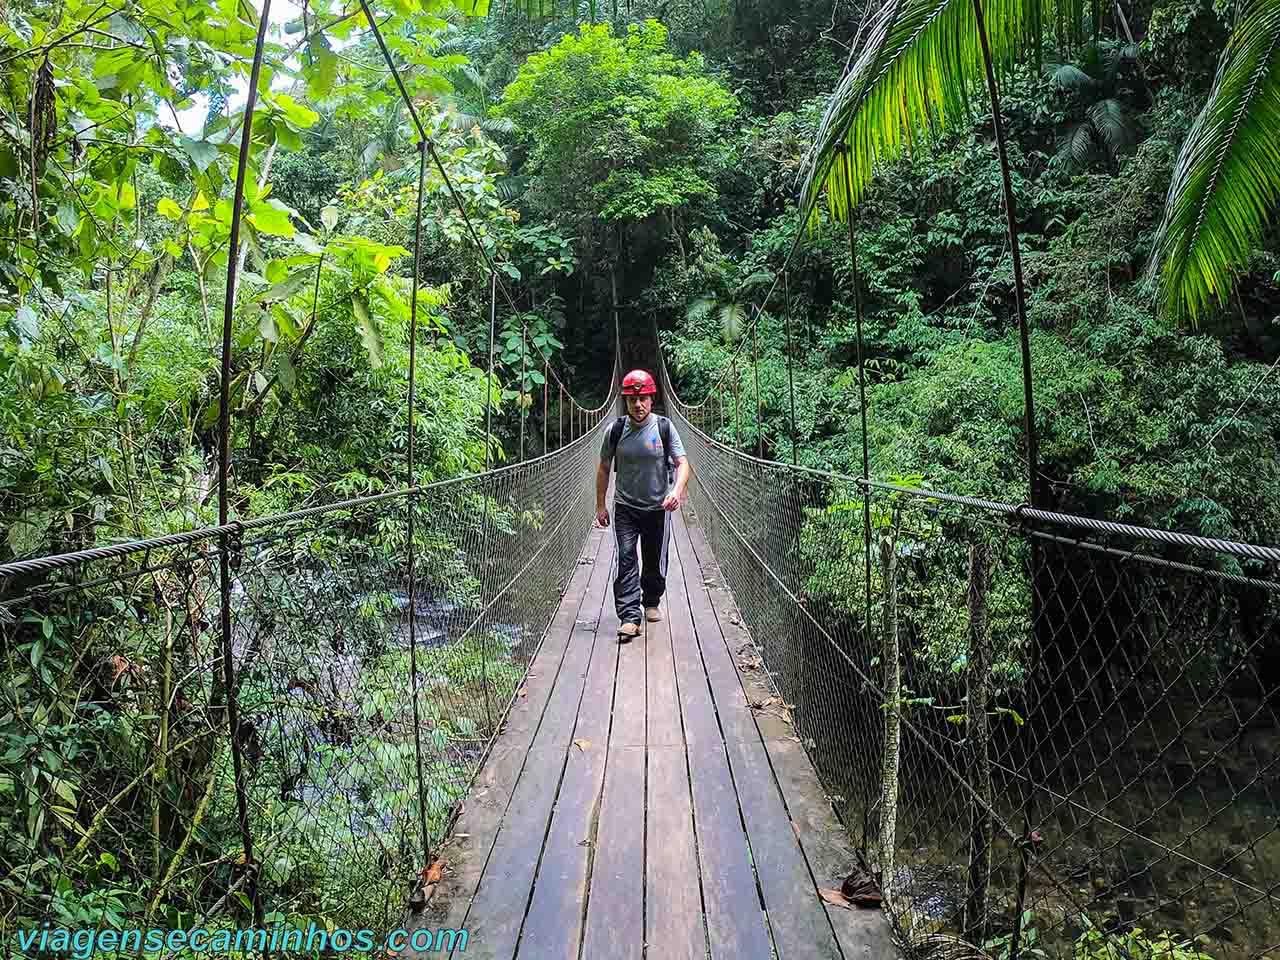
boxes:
[613,503,670,625]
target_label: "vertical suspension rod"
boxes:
[405,143,430,867]
[217,0,271,925]
[752,310,762,458]
[840,144,874,652]
[783,270,798,466]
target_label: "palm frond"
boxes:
[1101,39,1141,75]
[799,0,1085,224]
[719,302,746,344]
[1045,61,1096,90]
[737,269,775,291]
[495,175,529,202]
[1088,97,1137,156]
[440,107,516,136]
[686,297,716,324]
[1052,122,1100,170]
[1147,0,1280,324]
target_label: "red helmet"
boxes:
[621,369,657,396]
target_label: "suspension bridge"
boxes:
[5,6,1280,959]
[5,345,1280,960]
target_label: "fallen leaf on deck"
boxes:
[518,688,528,698]
[788,736,802,743]
[424,860,444,885]
[819,888,852,909]
[573,738,591,751]
[792,822,802,841]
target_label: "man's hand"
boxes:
[662,494,680,512]
[595,507,610,528]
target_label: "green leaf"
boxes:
[52,779,76,805]
[799,0,1087,224]
[256,270,312,304]
[1147,0,1280,324]
[156,197,183,221]
[13,305,39,341]
[56,201,80,235]
[248,201,295,238]
[277,353,296,392]
[178,137,219,173]
[352,294,384,368]
[270,94,320,129]
[266,260,289,284]
[258,311,278,343]
[6,511,50,556]
[41,617,53,639]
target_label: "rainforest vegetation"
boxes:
[2,0,1278,950]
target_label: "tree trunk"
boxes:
[878,533,900,900]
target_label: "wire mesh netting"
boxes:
[661,358,1280,960]
[0,388,615,945]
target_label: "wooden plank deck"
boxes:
[415,509,897,960]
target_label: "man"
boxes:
[595,369,690,642]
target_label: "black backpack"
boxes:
[608,415,675,483]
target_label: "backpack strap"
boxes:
[609,416,626,472]
[658,416,673,476]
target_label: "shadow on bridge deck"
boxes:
[410,509,896,960]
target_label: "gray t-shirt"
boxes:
[600,414,686,511]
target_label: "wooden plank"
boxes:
[408,530,607,953]
[679,515,843,959]
[512,537,617,959]
[451,743,567,959]
[421,742,528,934]
[646,744,707,960]
[534,534,616,747]
[769,738,897,959]
[666,518,721,746]
[606,530,647,747]
[646,576,683,748]
[726,736,843,960]
[515,743,608,960]
[502,529,609,739]
[574,533,619,744]
[581,745,645,960]
[675,514,758,746]
[686,739,774,960]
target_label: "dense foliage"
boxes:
[3,0,1279,948]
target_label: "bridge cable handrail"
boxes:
[0,422,610,583]
[662,375,1280,565]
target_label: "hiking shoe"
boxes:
[645,607,662,622]
[618,622,641,642]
